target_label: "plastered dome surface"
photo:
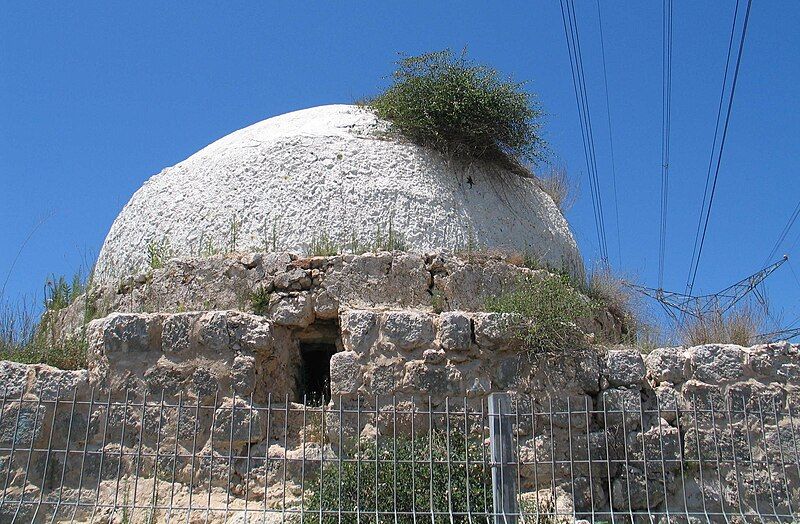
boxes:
[95,105,583,283]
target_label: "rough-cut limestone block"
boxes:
[644,346,688,384]
[0,361,32,397]
[688,344,747,384]
[94,105,582,284]
[381,310,435,351]
[85,311,294,399]
[604,348,646,387]
[30,365,88,400]
[329,351,361,395]
[320,252,431,309]
[212,396,264,446]
[340,309,378,354]
[438,311,472,351]
[268,293,314,328]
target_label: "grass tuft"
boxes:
[681,303,762,347]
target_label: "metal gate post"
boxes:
[489,393,518,524]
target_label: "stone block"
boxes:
[196,311,230,353]
[100,313,156,353]
[31,365,88,400]
[213,397,264,446]
[644,346,687,384]
[269,294,314,328]
[438,312,472,351]
[341,309,378,353]
[689,344,746,383]
[473,312,522,348]
[605,348,646,387]
[382,311,435,351]
[0,401,46,446]
[0,361,32,397]
[329,351,361,395]
[161,313,199,353]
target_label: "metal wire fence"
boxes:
[0,385,798,523]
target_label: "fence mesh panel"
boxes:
[0,386,797,523]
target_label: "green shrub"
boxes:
[300,431,490,524]
[486,274,592,352]
[250,285,271,316]
[369,49,546,174]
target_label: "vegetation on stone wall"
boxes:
[369,49,546,176]
[486,274,594,352]
[300,431,490,524]
[0,269,91,369]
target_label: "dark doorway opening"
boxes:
[299,342,336,405]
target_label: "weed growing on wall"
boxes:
[486,274,593,352]
[0,268,92,369]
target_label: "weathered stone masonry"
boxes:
[3,252,800,518]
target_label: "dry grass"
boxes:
[587,268,661,348]
[537,165,577,213]
[681,304,762,347]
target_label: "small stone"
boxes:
[273,268,312,291]
[422,348,445,364]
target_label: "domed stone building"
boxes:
[3,106,799,522]
[94,104,582,283]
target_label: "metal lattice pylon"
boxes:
[626,255,788,322]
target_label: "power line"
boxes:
[684,0,741,296]
[595,0,622,266]
[685,0,753,297]
[763,197,800,266]
[560,0,609,262]
[658,0,673,290]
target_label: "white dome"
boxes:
[95,105,583,283]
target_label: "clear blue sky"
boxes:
[2,2,799,333]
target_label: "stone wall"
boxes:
[4,251,799,520]
[53,251,624,346]
[2,303,799,519]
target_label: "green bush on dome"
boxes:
[369,49,546,176]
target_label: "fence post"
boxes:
[489,393,518,524]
